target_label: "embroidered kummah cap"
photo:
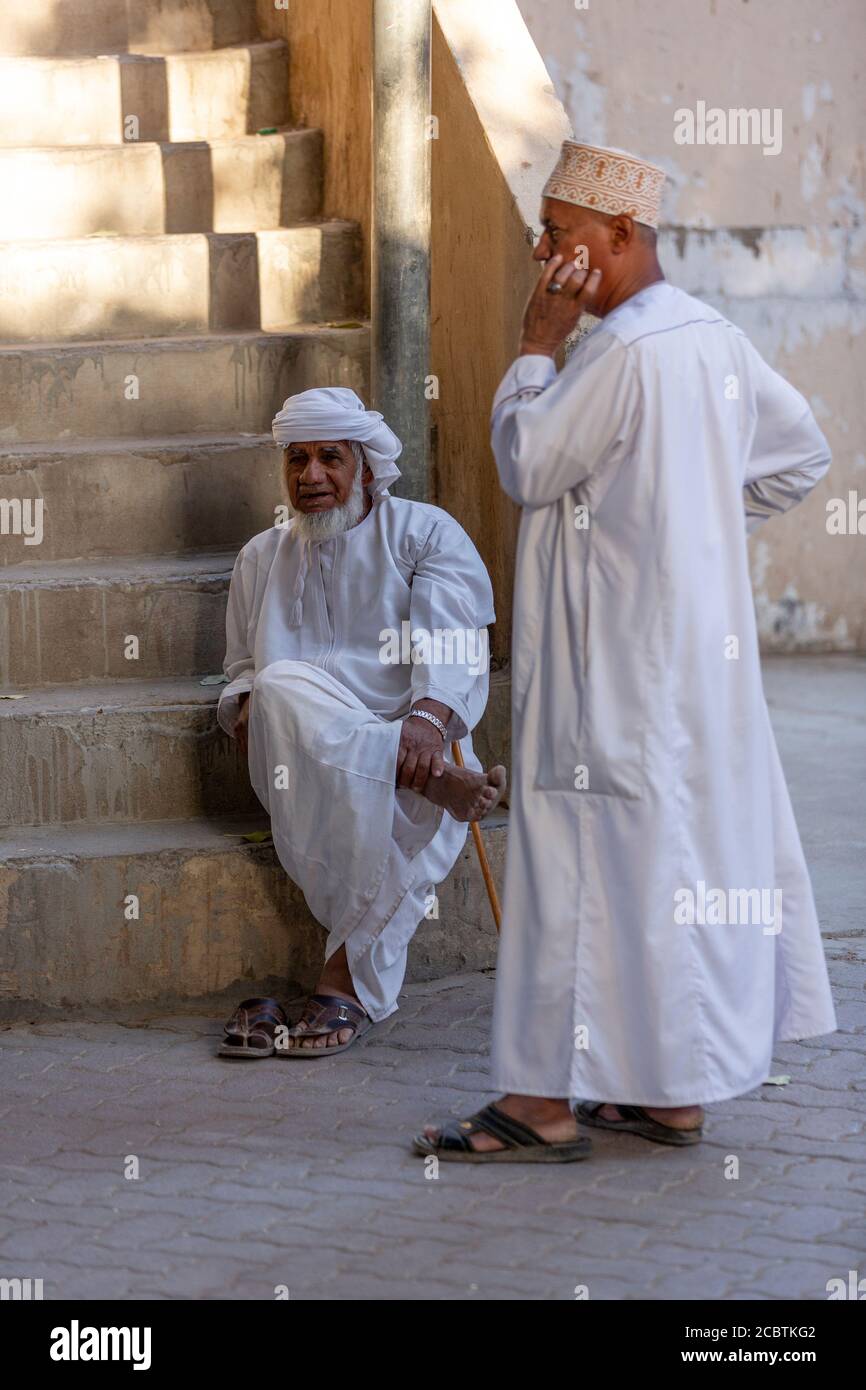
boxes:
[542,140,666,229]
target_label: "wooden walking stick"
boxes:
[451,741,502,933]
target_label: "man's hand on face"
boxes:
[235,691,251,756]
[519,259,602,358]
[398,710,448,792]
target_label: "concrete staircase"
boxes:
[0,0,502,1014]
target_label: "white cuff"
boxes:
[217,677,254,736]
[492,353,557,413]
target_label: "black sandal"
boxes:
[218,997,287,1059]
[412,1102,592,1164]
[575,1101,703,1146]
[277,992,372,1058]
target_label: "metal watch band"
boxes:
[407,707,447,738]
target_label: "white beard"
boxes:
[290,464,368,543]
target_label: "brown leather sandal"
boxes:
[412,1103,592,1164]
[575,1101,703,1146]
[218,996,287,1059]
[277,992,372,1058]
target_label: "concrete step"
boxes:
[0,129,322,240]
[0,552,238,686]
[0,679,259,828]
[0,41,289,146]
[0,0,260,58]
[0,324,369,442]
[0,434,278,564]
[0,812,505,1011]
[0,224,362,342]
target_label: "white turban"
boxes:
[271,387,402,497]
[271,387,402,627]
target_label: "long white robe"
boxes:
[218,494,494,1020]
[489,280,837,1104]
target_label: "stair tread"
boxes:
[0,813,272,860]
[0,39,287,68]
[0,0,261,60]
[0,322,369,356]
[0,126,312,155]
[0,220,358,252]
[0,809,507,861]
[0,676,224,714]
[0,550,238,586]
[0,432,273,457]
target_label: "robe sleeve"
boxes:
[217,546,256,736]
[490,330,641,508]
[408,516,495,742]
[743,343,831,534]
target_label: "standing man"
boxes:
[414,142,836,1162]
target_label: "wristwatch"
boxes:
[407,707,447,739]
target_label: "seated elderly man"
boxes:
[218,387,505,1060]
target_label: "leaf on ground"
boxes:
[763,1074,791,1086]
[199,674,228,686]
[221,830,273,844]
[0,693,25,699]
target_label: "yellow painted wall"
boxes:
[256,0,372,305]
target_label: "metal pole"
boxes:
[371,0,432,501]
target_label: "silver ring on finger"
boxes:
[546,281,564,295]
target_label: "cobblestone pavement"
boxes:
[1,659,864,1301]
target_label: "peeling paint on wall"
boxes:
[518,0,866,650]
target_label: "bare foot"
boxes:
[284,946,365,1051]
[423,1094,576,1153]
[597,1104,704,1129]
[419,762,506,823]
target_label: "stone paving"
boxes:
[1,658,864,1301]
